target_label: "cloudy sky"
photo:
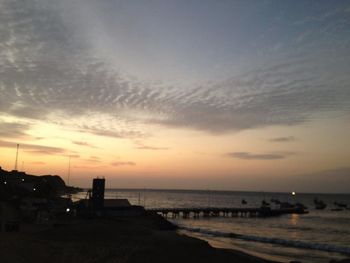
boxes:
[0,0,349,192]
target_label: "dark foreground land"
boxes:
[0,211,277,263]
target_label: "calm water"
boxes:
[74,189,350,263]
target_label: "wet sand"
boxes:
[0,211,279,263]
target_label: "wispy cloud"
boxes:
[73,164,107,169]
[0,0,349,135]
[79,126,146,139]
[0,139,69,156]
[134,141,169,151]
[83,156,102,163]
[110,161,136,166]
[226,151,293,160]
[72,141,98,148]
[269,136,296,142]
[0,121,31,138]
[64,154,80,159]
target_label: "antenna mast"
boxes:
[14,144,19,171]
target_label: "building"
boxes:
[92,178,105,211]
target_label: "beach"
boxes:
[0,211,276,263]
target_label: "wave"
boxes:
[282,225,313,231]
[179,225,350,255]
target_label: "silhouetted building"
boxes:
[0,201,20,232]
[76,178,144,217]
[104,199,131,208]
[92,178,105,211]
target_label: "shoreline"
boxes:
[177,229,284,263]
[176,226,350,263]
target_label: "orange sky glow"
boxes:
[1,1,350,193]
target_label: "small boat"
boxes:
[270,198,281,205]
[280,202,294,209]
[261,200,270,207]
[295,202,308,210]
[314,198,327,210]
[331,208,343,212]
[334,202,347,208]
[315,203,327,210]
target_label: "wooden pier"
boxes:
[148,206,308,219]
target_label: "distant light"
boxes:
[4,181,7,185]
[292,191,296,196]
[66,208,70,213]
[33,188,36,191]
[22,179,25,182]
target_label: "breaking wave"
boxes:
[179,225,350,255]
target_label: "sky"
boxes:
[0,0,349,193]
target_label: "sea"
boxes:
[73,189,350,263]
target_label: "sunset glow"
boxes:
[1,0,349,192]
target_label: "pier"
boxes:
[148,206,308,219]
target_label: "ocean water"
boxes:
[73,189,350,263]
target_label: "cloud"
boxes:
[72,141,98,148]
[134,142,169,151]
[83,156,102,163]
[0,121,31,138]
[269,136,296,142]
[150,54,350,133]
[64,154,80,158]
[78,126,146,139]
[0,0,349,135]
[226,151,293,160]
[0,139,68,156]
[136,145,169,150]
[110,161,136,166]
[73,164,107,169]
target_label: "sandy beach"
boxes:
[0,211,277,263]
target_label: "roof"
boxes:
[104,199,131,208]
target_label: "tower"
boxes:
[14,144,19,171]
[92,178,105,210]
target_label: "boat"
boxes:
[331,208,343,212]
[314,198,327,210]
[334,202,347,208]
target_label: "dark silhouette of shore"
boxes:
[0,214,279,263]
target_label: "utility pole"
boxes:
[14,144,19,171]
